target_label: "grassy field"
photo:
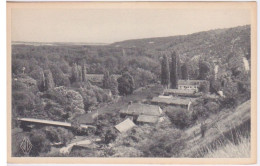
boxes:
[205,135,250,158]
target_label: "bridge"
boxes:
[17,117,96,130]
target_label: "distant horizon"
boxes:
[12,24,250,44]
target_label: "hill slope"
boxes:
[181,100,251,157]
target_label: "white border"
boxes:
[1,0,259,166]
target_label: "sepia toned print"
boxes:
[7,2,257,164]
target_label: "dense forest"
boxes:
[12,25,251,157]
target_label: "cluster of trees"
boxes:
[161,51,189,88]
[102,71,118,95]
[12,126,74,157]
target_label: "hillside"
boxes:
[181,100,251,157]
[111,25,250,61]
[11,25,251,158]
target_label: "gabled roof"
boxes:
[115,118,136,133]
[137,115,159,124]
[119,103,162,116]
[151,96,194,105]
[178,80,208,86]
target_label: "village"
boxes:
[17,72,220,155]
[11,24,251,158]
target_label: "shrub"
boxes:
[198,81,210,93]
[44,126,74,145]
[29,129,51,156]
[42,86,85,120]
[166,107,194,129]
[205,101,220,114]
[117,72,135,96]
[141,129,186,157]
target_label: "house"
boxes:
[163,89,199,97]
[178,80,209,91]
[151,96,194,110]
[114,118,136,133]
[119,103,162,118]
[136,115,159,124]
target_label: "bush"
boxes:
[42,86,85,121]
[117,72,135,96]
[44,126,74,145]
[166,107,194,129]
[141,129,186,157]
[29,129,51,156]
[191,97,221,121]
[198,81,210,93]
[205,101,220,114]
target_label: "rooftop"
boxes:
[137,115,159,124]
[178,80,208,85]
[151,96,195,105]
[115,118,136,133]
[119,103,162,116]
[163,89,196,94]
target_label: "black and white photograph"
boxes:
[7,1,257,164]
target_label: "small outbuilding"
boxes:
[151,96,194,110]
[178,80,209,91]
[114,118,136,133]
[163,89,199,97]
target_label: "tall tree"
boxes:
[198,60,210,79]
[43,69,55,91]
[161,55,170,88]
[77,65,82,83]
[181,63,188,80]
[81,63,87,82]
[117,72,135,95]
[71,63,79,83]
[170,51,178,88]
[102,70,110,89]
[176,52,182,79]
[109,75,119,96]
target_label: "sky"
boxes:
[11,6,251,43]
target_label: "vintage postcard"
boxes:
[7,1,257,164]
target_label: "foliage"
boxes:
[43,69,55,91]
[12,76,46,120]
[198,60,210,80]
[102,70,110,89]
[198,81,210,93]
[109,75,119,95]
[44,126,74,145]
[181,62,188,79]
[49,63,70,87]
[161,55,170,87]
[117,72,135,96]
[81,63,87,82]
[129,67,156,89]
[29,129,51,156]
[165,107,194,129]
[42,86,85,121]
[191,97,221,121]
